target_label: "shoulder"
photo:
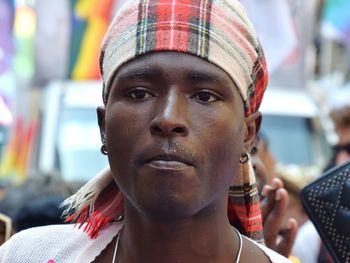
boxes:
[0,224,89,263]
[255,242,293,263]
[242,237,293,263]
[4,224,88,245]
[0,222,123,263]
[3,224,84,244]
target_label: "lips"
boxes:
[145,154,193,169]
[135,142,197,171]
[146,154,191,164]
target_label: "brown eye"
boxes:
[192,91,220,103]
[126,89,154,100]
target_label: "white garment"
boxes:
[292,220,321,263]
[0,222,291,263]
[0,223,121,263]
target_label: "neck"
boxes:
[116,198,238,263]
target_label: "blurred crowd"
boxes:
[0,173,83,245]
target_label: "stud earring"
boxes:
[100,143,108,155]
[239,152,250,164]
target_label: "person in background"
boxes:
[277,171,313,263]
[292,98,350,263]
[0,174,71,235]
[251,139,269,196]
[314,99,350,263]
[251,132,277,197]
[0,174,70,215]
[254,133,277,186]
[13,195,66,232]
[251,133,298,260]
[327,103,350,167]
[278,174,309,229]
[0,0,291,262]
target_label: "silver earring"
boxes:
[100,143,108,155]
[239,152,250,164]
[116,215,124,221]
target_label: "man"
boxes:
[0,0,291,262]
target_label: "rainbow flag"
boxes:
[0,117,37,182]
[322,0,350,44]
[69,0,115,80]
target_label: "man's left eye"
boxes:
[192,91,220,103]
[126,89,154,100]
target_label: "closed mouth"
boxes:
[145,155,193,166]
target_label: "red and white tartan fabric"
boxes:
[64,0,267,243]
[228,154,264,242]
[100,0,268,116]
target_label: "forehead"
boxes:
[113,52,237,87]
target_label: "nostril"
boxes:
[150,124,188,136]
[173,127,185,134]
[152,126,162,133]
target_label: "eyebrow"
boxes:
[115,68,224,84]
[186,71,221,82]
[117,68,159,81]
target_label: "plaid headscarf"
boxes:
[100,0,268,115]
[63,0,268,243]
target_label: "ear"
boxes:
[97,106,106,143]
[243,111,262,152]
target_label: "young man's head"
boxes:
[63,0,269,241]
[96,0,268,220]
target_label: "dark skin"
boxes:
[95,52,270,263]
[261,179,298,257]
[251,143,297,257]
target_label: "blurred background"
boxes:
[0,0,349,193]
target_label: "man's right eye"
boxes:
[125,89,154,100]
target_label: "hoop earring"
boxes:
[100,143,108,155]
[239,152,250,164]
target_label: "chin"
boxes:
[133,191,203,221]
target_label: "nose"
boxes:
[150,90,189,137]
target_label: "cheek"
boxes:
[104,103,149,174]
[105,103,146,145]
[193,110,245,186]
[198,109,244,157]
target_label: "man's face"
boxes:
[98,52,258,220]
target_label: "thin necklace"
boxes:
[111,232,120,263]
[111,227,243,263]
[233,227,243,262]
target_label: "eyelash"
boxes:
[191,90,222,103]
[124,88,222,103]
[124,88,155,100]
